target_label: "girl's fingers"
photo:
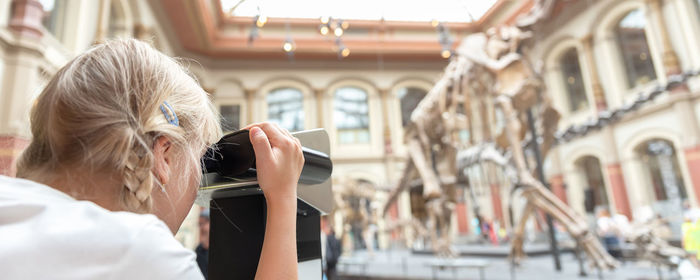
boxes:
[249,126,273,163]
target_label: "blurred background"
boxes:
[2,0,700,279]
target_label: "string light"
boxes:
[320,16,330,24]
[435,20,452,59]
[334,27,344,37]
[320,25,329,35]
[248,16,260,44]
[341,21,349,29]
[283,40,294,52]
[256,15,268,28]
[335,38,349,59]
[441,49,451,59]
[283,21,295,60]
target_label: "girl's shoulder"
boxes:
[0,175,203,280]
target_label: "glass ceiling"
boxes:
[220,0,498,23]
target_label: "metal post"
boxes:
[526,109,562,271]
[575,242,587,276]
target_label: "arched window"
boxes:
[39,0,60,36]
[219,104,241,132]
[560,48,588,112]
[397,87,427,127]
[576,156,609,214]
[108,1,129,38]
[334,87,370,144]
[267,87,304,132]
[615,10,657,89]
[637,139,687,202]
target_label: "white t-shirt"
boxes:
[0,175,204,280]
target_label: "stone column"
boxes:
[684,146,700,206]
[1,0,45,176]
[133,23,154,41]
[648,0,682,76]
[243,88,256,125]
[455,199,470,234]
[581,35,607,111]
[313,88,325,128]
[606,163,632,218]
[549,174,568,205]
[378,88,393,156]
[93,0,109,44]
[0,137,29,176]
[490,183,504,223]
[9,0,44,39]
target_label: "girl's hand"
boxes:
[244,122,304,203]
[243,122,302,279]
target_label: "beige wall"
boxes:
[534,0,700,220]
[3,0,700,249]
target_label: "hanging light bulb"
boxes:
[320,25,329,35]
[441,49,451,59]
[283,40,295,52]
[256,15,268,28]
[320,16,330,24]
[334,27,344,37]
[431,19,440,27]
[341,21,349,29]
[341,47,350,57]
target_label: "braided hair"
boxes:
[16,39,222,213]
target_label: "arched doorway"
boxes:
[575,156,610,214]
[615,9,657,88]
[636,139,687,203]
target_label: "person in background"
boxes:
[195,209,210,279]
[596,209,622,258]
[322,217,342,280]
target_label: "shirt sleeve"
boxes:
[115,220,205,280]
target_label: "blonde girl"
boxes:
[0,39,303,279]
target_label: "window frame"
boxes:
[266,87,306,132]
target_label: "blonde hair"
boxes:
[16,39,222,213]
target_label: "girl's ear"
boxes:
[152,136,172,186]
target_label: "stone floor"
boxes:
[337,248,693,280]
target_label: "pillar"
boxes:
[490,183,504,223]
[0,136,29,176]
[456,201,470,234]
[684,145,700,206]
[648,0,682,76]
[378,88,393,155]
[93,0,109,44]
[1,0,45,176]
[549,174,568,205]
[606,163,632,218]
[133,24,155,41]
[388,202,399,239]
[243,88,256,124]
[581,35,608,111]
[8,0,44,39]
[398,191,414,247]
[313,88,325,128]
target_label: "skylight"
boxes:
[220,0,498,23]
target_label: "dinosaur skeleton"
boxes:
[381,0,700,271]
[381,0,621,269]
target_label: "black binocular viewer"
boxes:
[197,128,334,280]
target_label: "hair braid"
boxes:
[15,39,223,215]
[121,134,156,213]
